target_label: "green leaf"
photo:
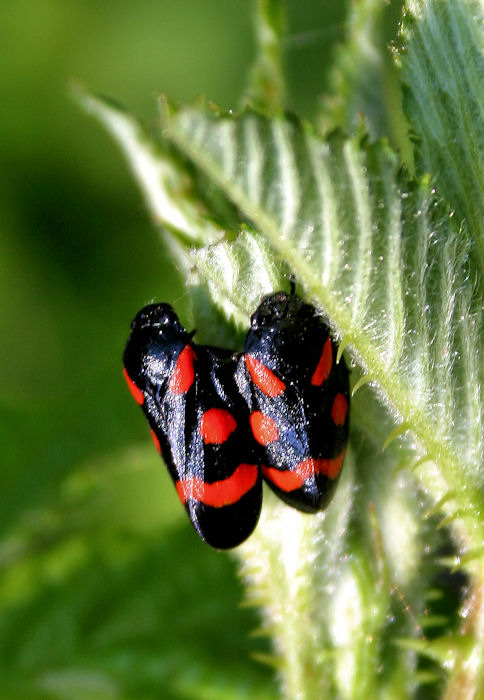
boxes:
[237,415,451,698]
[78,93,483,700]
[192,230,286,332]
[156,104,483,696]
[319,0,408,150]
[245,0,286,113]
[398,0,484,271]
[165,107,483,529]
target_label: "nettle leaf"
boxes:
[82,93,482,694]
[319,0,397,139]
[166,108,484,522]
[192,230,287,333]
[398,0,484,271]
[239,434,448,698]
[160,108,483,694]
[245,0,286,113]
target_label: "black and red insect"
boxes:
[123,303,262,549]
[123,289,349,548]
[235,287,349,512]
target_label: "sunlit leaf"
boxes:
[165,107,483,527]
[398,0,484,270]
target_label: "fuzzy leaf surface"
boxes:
[398,0,484,269]
[166,108,484,542]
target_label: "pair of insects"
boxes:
[123,287,349,549]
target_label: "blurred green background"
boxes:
[0,2,346,698]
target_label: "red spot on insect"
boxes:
[169,345,197,394]
[261,449,346,491]
[325,449,346,479]
[176,463,258,507]
[261,465,303,492]
[200,408,237,444]
[250,411,279,445]
[311,338,333,386]
[245,354,285,397]
[123,367,144,405]
[150,429,162,454]
[331,393,348,426]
